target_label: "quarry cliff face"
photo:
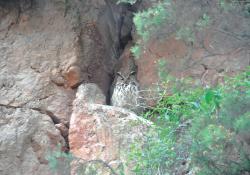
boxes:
[0,0,249,174]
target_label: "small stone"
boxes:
[64,66,82,88]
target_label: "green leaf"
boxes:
[204,89,215,104]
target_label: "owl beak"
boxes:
[125,75,131,85]
[124,79,128,85]
[117,72,122,76]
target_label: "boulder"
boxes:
[74,83,106,106]
[69,85,151,174]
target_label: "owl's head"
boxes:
[116,71,137,85]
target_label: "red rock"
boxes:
[64,66,82,88]
[69,104,151,175]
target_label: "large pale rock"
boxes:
[74,83,106,105]
[0,106,65,175]
[69,100,151,175]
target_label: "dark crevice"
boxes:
[105,1,140,106]
[36,110,69,151]
[0,103,23,109]
[30,108,61,124]
[31,108,70,151]
[106,74,114,105]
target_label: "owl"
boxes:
[110,70,144,114]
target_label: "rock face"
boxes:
[0,106,65,175]
[69,85,151,175]
[0,0,133,122]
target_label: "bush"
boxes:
[133,2,170,41]
[127,68,250,174]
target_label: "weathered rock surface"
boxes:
[0,106,65,175]
[74,83,106,105]
[69,104,151,175]
[69,85,152,175]
[0,0,134,122]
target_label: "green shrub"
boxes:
[128,68,250,174]
[130,44,142,59]
[128,128,176,175]
[46,145,73,174]
[218,0,234,12]
[234,113,250,134]
[190,69,250,175]
[128,76,205,174]
[133,2,170,41]
[195,13,211,31]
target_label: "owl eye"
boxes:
[117,72,125,80]
[129,71,136,76]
